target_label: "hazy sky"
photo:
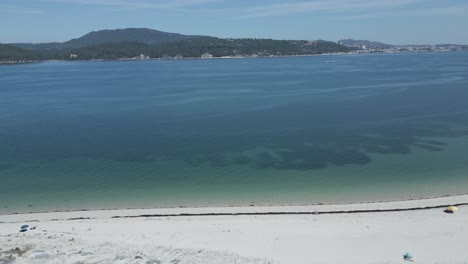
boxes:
[1,0,467,44]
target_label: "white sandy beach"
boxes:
[1,195,468,264]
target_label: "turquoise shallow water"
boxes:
[1,53,468,214]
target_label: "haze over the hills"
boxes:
[1,1,468,44]
[338,39,393,49]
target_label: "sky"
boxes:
[1,0,468,44]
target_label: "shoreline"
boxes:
[2,50,466,65]
[2,191,467,217]
[0,60,41,64]
[1,193,466,222]
[0,52,353,65]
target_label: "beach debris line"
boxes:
[111,203,468,219]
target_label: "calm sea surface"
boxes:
[1,53,468,213]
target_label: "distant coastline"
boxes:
[0,60,41,64]
[2,28,467,63]
[3,50,468,65]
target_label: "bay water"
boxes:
[1,52,468,214]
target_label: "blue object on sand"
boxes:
[20,229,27,233]
[403,252,414,260]
[21,225,29,229]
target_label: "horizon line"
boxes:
[2,27,468,46]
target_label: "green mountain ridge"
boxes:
[2,28,354,61]
[64,28,198,47]
[0,44,41,62]
[70,37,352,60]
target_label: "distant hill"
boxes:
[10,28,198,50]
[338,39,393,49]
[70,37,353,60]
[64,28,197,47]
[0,44,40,62]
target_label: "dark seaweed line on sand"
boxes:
[111,203,468,219]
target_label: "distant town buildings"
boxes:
[347,44,467,54]
[201,53,213,58]
[339,39,468,54]
[117,54,151,60]
[135,54,150,60]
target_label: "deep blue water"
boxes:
[1,52,468,213]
